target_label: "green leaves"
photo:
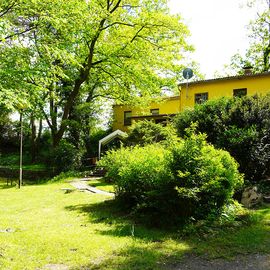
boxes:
[100,129,243,224]
[228,0,270,73]
[174,94,270,182]
[0,0,192,145]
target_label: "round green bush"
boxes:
[99,132,243,225]
[125,120,177,146]
[169,131,244,219]
[99,144,173,207]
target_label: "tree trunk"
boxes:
[36,118,43,150]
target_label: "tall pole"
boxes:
[19,111,23,189]
[186,73,189,99]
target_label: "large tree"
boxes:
[1,0,192,147]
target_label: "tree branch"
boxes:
[110,0,122,13]
[101,21,135,31]
[38,105,53,130]
[0,1,17,18]
[3,26,36,42]
[131,25,146,43]
[136,35,163,49]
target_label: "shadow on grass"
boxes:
[70,243,190,270]
[65,200,270,268]
[65,200,170,241]
[66,200,192,269]
[189,206,270,258]
[88,180,110,188]
[0,184,16,190]
[0,180,17,189]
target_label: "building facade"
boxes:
[112,72,270,132]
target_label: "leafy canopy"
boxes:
[0,0,192,145]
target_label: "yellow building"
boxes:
[112,71,270,132]
[113,96,181,132]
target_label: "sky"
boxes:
[168,0,262,79]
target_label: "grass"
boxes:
[0,179,189,270]
[0,178,269,269]
[88,178,115,193]
[0,153,46,171]
[190,207,270,258]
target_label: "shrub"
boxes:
[100,131,243,225]
[84,129,110,158]
[169,130,243,219]
[50,170,84,182]
[125,120,177,146]
[99,144,173,208]
[174,94,270,182]
[48,140,84,173]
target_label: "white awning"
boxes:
[98,130,127,159]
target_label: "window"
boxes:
[195,92,208,104]
[150,108,159,115]
[124,111,132,126]
[233,88,247,98]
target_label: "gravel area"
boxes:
[166,253,270,270]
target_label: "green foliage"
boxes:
[99,144,173,203]
[227,0,270,73]
[86,129,110,157]
[0,111,24,152]
[100,131,243,225]
[125,120,177,146]
[99,144,178,226]
[174,95,270,182]
[0,0,192,146]
[50,170,83,183]
[218,201,246,226]
[48,140,84,173]
[169,130,243,220]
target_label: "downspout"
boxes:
[178,85,182,112]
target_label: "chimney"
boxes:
[243,66,253,75]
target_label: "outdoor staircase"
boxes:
[88,166,106,177]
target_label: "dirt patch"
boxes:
[166,253,270,270]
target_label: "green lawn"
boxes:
[0,163,47,171]
[0,179,269,270]
[88,178,115,193]
[0,153,46,171]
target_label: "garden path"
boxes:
[69,177,114,197]
[165,253,270,270]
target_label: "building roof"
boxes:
[131,113,176,119]
[113,95,180,107]
[178,71,270,87]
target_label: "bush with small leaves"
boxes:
[100,130,243,225]
[169,129,243,219]
[174,94,270,182]
[125,120,177,147]
[99,144,173,210]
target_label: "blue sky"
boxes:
[168,0,261,78]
